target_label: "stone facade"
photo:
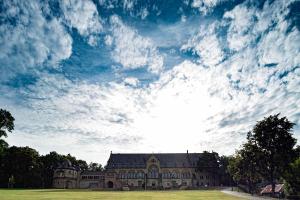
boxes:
[53,160,79,189]
[53,152,219,190]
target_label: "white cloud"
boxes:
[219,0,300,93]
[139,8,149,19]
[0,0,72,81]
[60,0,102,46]
[258,23,300,70]
[192,0,226,15]
[223,5,256,51]
[181,23,224,66]
[104,35,113,46]
[123,77,139,87]
[108,15,164,73]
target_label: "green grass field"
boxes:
[0,189,244,200]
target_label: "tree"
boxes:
[228,154,244,185]
[0,109,14,154]
[219,155,234,186]
[240,140,262,194]
[63,154,88,170]
[197,151,220,174]
[88,162,103,171]
[283,158,300,195]
[227,139,262,194]
[1,146,43,188]
[40,151,65,188]
[250,114,297,196]
[0,139,8,155]
[75,159,88,171]
[0,109,15,138]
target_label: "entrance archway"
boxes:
[107,181,114,188]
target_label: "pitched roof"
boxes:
[106,153,201,169]
[260,184,284,194]
[57,159,76,170]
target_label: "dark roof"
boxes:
[106,153,201,169]
[57,159,76,170]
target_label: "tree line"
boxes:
[0,109,103,188]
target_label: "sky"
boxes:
[0,0,300,165]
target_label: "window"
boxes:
[138,172,143,179]
[148,165,159,179]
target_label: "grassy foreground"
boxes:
[0,189,244,200]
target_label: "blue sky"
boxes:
[0,0,299,164]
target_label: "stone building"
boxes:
[53,160,79,189]
[53,152,219,190]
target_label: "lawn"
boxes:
[0,189,244,200]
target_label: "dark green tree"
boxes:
[40,151,65,188]
[75,159,89,171]
[197,151,220,174]
[88,162,104,171]
[219,155,234,186]
[283,158,300,195]
[228,139,262,194]
[63,154,88,170]
[0,109,15,138]
[0,109,14,154]
[0,109,15,187]
[1,146,43,188]
[250,114,297,196]
[228,154,242,184]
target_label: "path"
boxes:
[222,188,277,200]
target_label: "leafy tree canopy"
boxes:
[0,109,15,138]
[197,151,220,174]
[88,162,104,172]
[250,114,297,184]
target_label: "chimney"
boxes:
[187,150,189,154]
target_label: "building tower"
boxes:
[53,159,78,189]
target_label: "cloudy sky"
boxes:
[0,0,299,165]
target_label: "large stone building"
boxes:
[53,152,219,190]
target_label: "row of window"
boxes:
[162,172,191,179]
[118,172,145,179]
[81,175,103,180]
[117,172,192,179]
